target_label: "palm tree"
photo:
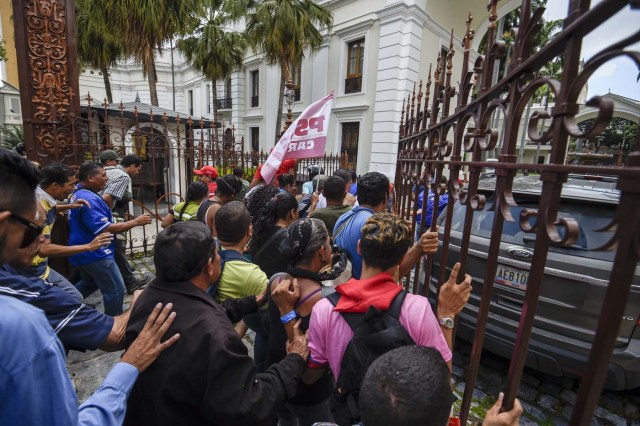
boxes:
[103,0,203,106]
[177,0,247,126]
[0,125,24,150]
[76,0,125,103]
[244,0,332,141]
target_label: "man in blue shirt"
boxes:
[69,162,151,315]
[415,178,450,238]
[333,172,439,279]
[0,148,180,425]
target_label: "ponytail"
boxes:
[179,181,208,221]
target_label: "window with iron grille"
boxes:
[188,90,194,116]
[341,122,360,169]
[251,70,259,107]
[251,127,259,152]
[345,39,364,94]
[215,78,232,109]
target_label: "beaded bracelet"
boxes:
[280,310,297,324]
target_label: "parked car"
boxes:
[426,174,640,390]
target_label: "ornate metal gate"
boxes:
[394,0,639,424]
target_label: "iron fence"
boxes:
[394,1,639,424]
[52,96,347,258]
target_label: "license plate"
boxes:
[495,264,529,290]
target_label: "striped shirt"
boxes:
[100,165,130,203]
[171,201,200,222]
[28,187,58,279]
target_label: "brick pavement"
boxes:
[67,255,640,425]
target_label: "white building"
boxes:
[79,0,537,178]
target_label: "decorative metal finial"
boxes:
[463,11,475,50]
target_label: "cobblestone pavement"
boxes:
[68,256,639,425]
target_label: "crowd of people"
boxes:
[0,147,523,426]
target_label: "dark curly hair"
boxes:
[357,171,389,207]
[249,188,298,252]
[247,184,278,221]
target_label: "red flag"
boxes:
[261,92,334,184]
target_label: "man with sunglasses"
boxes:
[0,148,180,425]
[69,162,151,316]
[0,202,143,354]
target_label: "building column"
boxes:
[12,0,81,165]
[369,2,427,179]
[231,70,245,149]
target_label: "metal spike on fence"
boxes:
[422,64,432,131]
[415,80,423,133]
[442,28,456,119]
[400,99,406,138]
[410,83,416,135]
[458,10,475,110]
[431,51,442,123]
[405,94,412,135]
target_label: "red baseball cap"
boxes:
[193,165,219,179]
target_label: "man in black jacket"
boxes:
[123,221,309,426]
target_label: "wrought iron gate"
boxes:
[394,1,639,424]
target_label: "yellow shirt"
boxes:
[30,189,57,279]
[217,256,268,305]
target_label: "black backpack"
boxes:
[327,290,415,425]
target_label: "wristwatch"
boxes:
[438,317,455,330]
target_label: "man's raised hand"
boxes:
[271,276,300,315]
[437,262,472,319]
[417,226,439,256]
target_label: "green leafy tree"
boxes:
[76,0,126,103]
[103,0,203,106]
[577,117,638,150]
[534,18,563,104]
[177,0,247,124]
[0,125,24,150]
[0,38,7,62]
[243,0,332,141]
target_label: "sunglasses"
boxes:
[0,209,44,248]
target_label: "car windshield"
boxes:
[449,195,617,262]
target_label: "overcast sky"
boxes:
[543,0,640,100]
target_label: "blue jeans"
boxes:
[47,268,84,304]
[75,258,125,316]
[243,310,270,373]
